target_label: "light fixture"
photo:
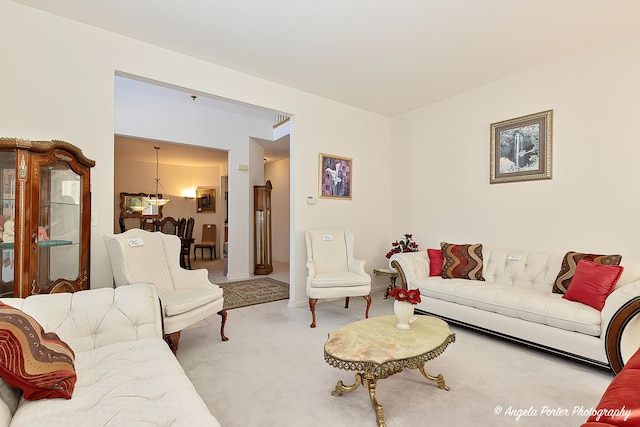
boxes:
[146,146,171,207]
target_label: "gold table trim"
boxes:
[324,315,455,426]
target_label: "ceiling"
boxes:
[11,1,640,116]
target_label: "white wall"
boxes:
[0,2,393,303]
[266,158,291,263]
[391,32,640,275]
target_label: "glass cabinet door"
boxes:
[0,151,15,297]
[37,160,82,293]
[254,180,273,275]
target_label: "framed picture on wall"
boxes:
[119,192,162,218]
[196,188,215,212]
[319,153,352,199]
[490,110,553,184]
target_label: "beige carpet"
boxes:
[177,294,614,427]
[218,277,289,310]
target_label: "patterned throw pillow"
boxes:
[0,303,76,400]
[553,251,622,294]
[440,242,485,281]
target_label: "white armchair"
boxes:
[104,229,228,353]
[305,228,372,328]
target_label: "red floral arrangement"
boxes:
[385,233,419,259]
[388,288,421,305]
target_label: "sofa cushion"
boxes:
[427,249,444,277]
[562,260,624,311]
[440,242,484,281]
[0,378,19,427]
[553,251,622,294]
[414,277,602,336]
[9,338,221,427]
[161,288,224,317]
[0,303,76,400]
[309,272,371,288]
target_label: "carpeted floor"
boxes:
[218,277,289,310]
[177,294,614,427]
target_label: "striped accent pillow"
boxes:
[0,303,76,400]
[440,242,485,281]
[553,251,622,294]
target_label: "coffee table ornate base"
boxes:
[324,315,455,427]
[331,364,449,427]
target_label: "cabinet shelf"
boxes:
[0,240,75,250]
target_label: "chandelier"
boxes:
[130,146,171,212]
[147,146,171,206]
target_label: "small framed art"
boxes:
[196,188,215,212]
[319,153,352,199]
[490,110,553,184]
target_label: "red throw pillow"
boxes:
[427,249,444,277]
[562,260,623,311]
[0,303,76,400]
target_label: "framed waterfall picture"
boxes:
[490,110,553,184]
[319,153,352,199]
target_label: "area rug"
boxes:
[218,277,289,309]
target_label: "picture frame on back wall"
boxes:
[319,153,352,200]
[490,110,553,184]
[196,188,216,212]
[120,192,163,218]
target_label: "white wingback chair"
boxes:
[305,228,372,328]
[104,229,228,353]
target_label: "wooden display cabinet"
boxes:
[254,180,273,275]
[0,138,95,298]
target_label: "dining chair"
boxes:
[194,224,217,260]
[177,217,187,238]
[140,218,157,232]
[158,216,179,235]
[181,218,195,269]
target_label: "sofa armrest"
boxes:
[0,284,163,353]
[389,251,430,290]
[348,257,367,276]
[170,267,220,291]
[601,281,640,373]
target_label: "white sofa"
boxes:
[0,284,220,427]
[390,247,640,371]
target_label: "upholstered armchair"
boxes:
[104,229,228,353]
[305,228,372,328]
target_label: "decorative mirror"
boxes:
[120,192,163,218]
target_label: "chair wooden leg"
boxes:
[309,298,318,328]
[363,295,372,318]
[344,297,350,309]
[164,331,181,355]
[218,309,229,341]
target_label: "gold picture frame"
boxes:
[490,110,552,184]
[196,188,215,213]
[319,153,352,199]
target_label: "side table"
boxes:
[373,268,399,299]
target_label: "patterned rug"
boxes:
[218,277,289,310]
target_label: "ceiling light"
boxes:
[146,146,171,206]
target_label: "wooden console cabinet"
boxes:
[0,138,95,297]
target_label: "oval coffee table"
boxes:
[324,315,455,427]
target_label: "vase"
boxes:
[394,300,415,330]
